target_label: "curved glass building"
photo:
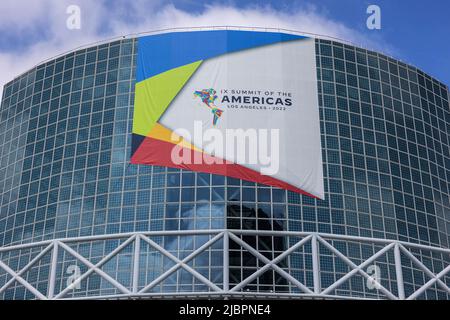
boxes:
[0,28,449,300]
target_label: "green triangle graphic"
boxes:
[133,60,203,137]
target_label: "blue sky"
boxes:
[172,0,450,85]
[0,0,449,97]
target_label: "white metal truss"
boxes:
[0,230,449,300]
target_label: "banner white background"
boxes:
[160,38,324,199]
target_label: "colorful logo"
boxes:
[194,89,224,126]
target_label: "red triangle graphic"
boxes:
[131,137,318,198]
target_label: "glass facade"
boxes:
[0,33,449,299]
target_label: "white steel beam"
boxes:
[223,231,229,292]
[132,234,141,293]
[1,230,449,255]
[228,232,314,294]
[399,244,450,296]
[0,242,53,297]
[394,243,405,299]
[406,264,450,300]
[0,230,448,300]
[311,234,321,294]
[47,241,59,299]
[317,237,397,300]
[139,232,224,293]
[54,236,137,299]
[0,260,47,300]
[230,235,313,293]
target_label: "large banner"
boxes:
[131,30,324,199]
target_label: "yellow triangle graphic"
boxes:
[132,61,203,137]
[149,123,202,152]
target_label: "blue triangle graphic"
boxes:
[137,30,306,82]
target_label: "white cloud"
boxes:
[0,1,48,30]
[0,0,388,100]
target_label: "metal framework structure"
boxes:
[0,230,449,300]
